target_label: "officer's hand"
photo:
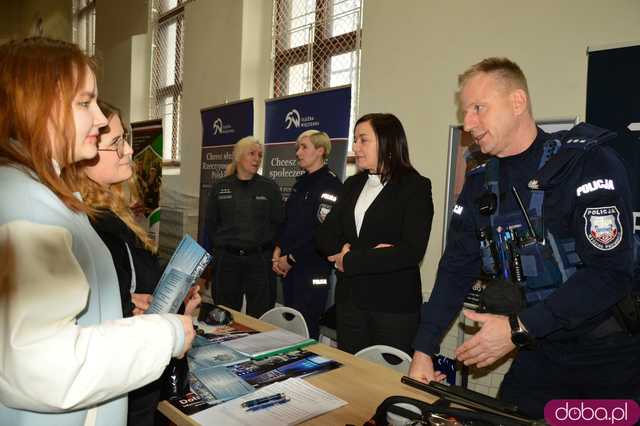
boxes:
[175,314,196,359]
[409,351,447,383]
[454,310,515,368]
[276,255,292,276]
[131,293,153,315]
[328,243,350,272]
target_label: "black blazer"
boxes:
[317,170,433,313]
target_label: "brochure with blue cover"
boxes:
[188,342,250,371]
[146,234,212,314]
[190,366,254,404]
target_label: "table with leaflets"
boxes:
[158,307,437,425]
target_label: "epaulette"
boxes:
[530,123,617,191]
[558,122,616,151]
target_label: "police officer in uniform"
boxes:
[409,58,640,418]
[206,136,284,318]
[273,130,342,339]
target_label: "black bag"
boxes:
[365,395,540,426]
[162,357,190,400]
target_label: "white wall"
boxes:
[358,0,640,295]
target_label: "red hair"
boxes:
[0,37,96,213]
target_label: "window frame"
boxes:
[150,0,186,166]
[272,0,362,98]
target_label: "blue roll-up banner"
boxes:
[263,85,351,200]
[198,99,254,248]
[587,45,640,280]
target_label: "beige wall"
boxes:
[358,0,640,294]
[164,0,273,195]
[167,0,244,194]
[0,0,72,42]
[94,0,150,126]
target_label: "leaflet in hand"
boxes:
[147,234,212,314]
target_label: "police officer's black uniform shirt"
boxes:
[206,173,284,249]
[414,128,634,356]
[277,166,342,261]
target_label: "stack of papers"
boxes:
[191,377,347,425]
[221,329,315,359]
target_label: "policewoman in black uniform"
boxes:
[205,136,284,318]
[272,130,342,339]
[410,58,640,418]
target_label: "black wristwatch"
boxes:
[509,314,532,348]
[287,253,297,266]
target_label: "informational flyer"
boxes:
[147,234,212,314]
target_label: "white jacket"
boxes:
[0,166,185,426]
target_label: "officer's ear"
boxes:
[510,88,529,117]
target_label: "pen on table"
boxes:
[245,397,290,412]
[241,392,287,408]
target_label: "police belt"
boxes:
[217,243,272,256]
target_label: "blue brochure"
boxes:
[147,234,212,314]
[190,366,254,404]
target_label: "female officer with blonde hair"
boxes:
[273,130,342,338]
[206,136,284,317]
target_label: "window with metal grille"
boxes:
[150,0,185,164]
[73,0,95,57]
[272,0,363,139]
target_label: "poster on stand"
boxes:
[131,119,163,246]
[263,86,351,200]
[587,43,640,254]
[198,99,254,248]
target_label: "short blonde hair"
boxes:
[296,130,331,160]
[226,136,262,176]
[459,57,532,111]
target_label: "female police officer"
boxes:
[206,137,284,318]
[272,130,342,339]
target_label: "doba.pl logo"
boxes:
[545,400,640,426]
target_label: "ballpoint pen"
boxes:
[241,392,287,408]
[245,397,290,412]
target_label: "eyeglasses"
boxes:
[98,134,128,158]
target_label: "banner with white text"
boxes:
[198,99,254,248]
[263,86,351,200]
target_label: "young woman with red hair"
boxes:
[0,37,195,426]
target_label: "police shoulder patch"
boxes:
[317,203,332,223]
[583,205,623,251]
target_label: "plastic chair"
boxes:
[259,306,310,338]
[354,345,413,374]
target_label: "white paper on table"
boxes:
[191,377,347,426]
[220,329,313,358]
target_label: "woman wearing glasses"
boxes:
[69,100,200,426]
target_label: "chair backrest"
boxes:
[354,345,413,374]
[259,307,310,338]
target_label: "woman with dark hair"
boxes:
[317,113,433,355]
[0,37,194,426]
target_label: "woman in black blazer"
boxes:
[317,113,433,355]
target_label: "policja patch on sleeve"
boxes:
[583,205,623,250]
[317,192,338,223]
